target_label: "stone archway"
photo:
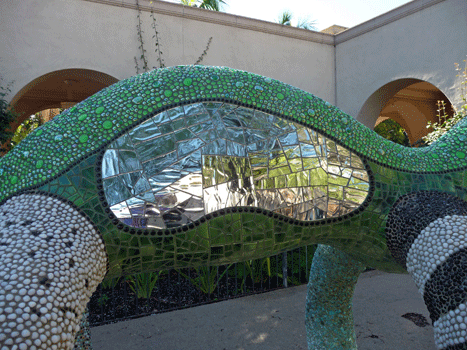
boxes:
[358,79,455,145]
[374,100,427,145]
[8,68,119,131]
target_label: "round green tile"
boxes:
[79,134,89,143]
[103,121,113,130]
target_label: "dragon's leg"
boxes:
[305,244,366,350]
[0,193,107,350]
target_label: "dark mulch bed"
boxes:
[89,267,297,327]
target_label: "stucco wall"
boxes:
[1,0,465,127]
[335,0,467,127]
[0,0,335,105]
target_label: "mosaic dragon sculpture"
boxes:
[1,66,467,350]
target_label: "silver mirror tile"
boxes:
[128,119,161,144]
[103,102,370,229]
[102,150,119,178]
[118,150,142,174]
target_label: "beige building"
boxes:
[1,0,466,144]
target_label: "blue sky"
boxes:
[162,0,413,31]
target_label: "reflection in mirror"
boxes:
[102,102,369,229]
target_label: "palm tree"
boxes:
[276,10,317,31]
[277,10,293,26]
[296,17,317,30]
[180,0,227,11]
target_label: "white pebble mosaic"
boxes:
[433,304,467,349]
[407,214,467,349]
[0,194,107,350]
[407,215,467,295]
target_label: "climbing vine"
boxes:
[193,36,212,66]
[150,6,165,69]
[134,0,213,74]
[135,0,149,73]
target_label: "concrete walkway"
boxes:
[91,270,436,349]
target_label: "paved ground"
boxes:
[91,270,436,349]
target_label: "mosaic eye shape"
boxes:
[102,102,370,229]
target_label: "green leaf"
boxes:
[126,271,163,299]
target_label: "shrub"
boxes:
[423,58,467,145]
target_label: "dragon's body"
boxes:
[1,66,466,349]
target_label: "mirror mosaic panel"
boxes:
[102,102,370,229]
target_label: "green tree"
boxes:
[0,77,17,155]
[276,10,317,30]
[374,119,410,146]
[9,112,45,150]
[180,0,227,11]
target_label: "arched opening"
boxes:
[358,79,455,145]
[8,68,119,131]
